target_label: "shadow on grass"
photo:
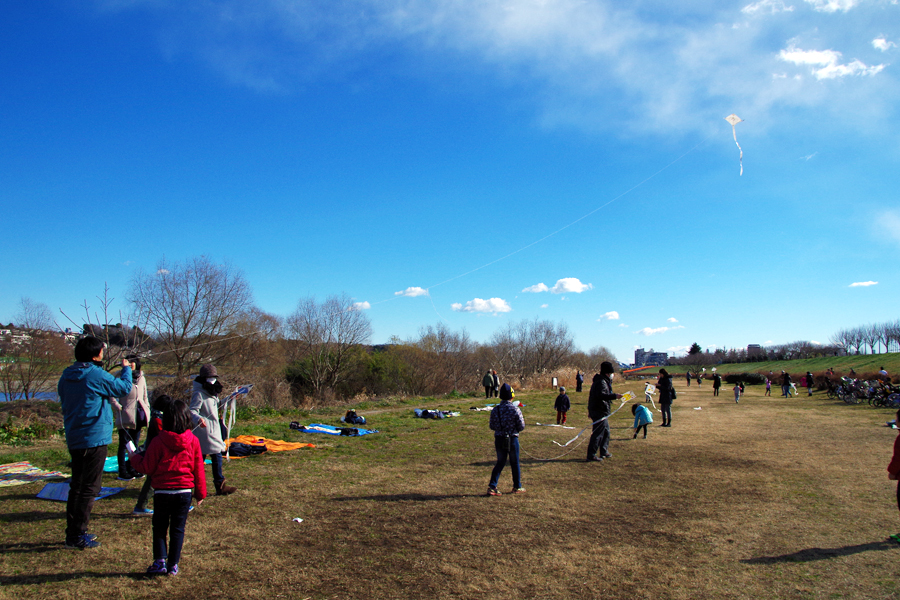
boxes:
[331,493,483,502]
[743,540,898,564]
[0,569,148,584]
[0,510,62,524]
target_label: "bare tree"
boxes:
[411,323,477,392]
[284,294,373,399]
[128,256,253,375]
[490,318,574,381]
[0,299,70,400]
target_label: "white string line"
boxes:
[93,134,714,358]
[519,398,630,462]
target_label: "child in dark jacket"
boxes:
[129,399,206,576]
[554,387,570,425]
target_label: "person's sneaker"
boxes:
[487,487,502,496]
[511,488,526,494]
[586,456,603,462]
[117,473,135,481]
[146,559,167,575]
[65,533,100,550]
[166,563,179,576]
[132,508,153,516]
[602,453,612,459]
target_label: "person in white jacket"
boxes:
[189,364,237,496]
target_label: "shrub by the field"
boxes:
[725,373,765,385]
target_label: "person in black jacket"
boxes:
[586,361,623,462]
[554,387,570,425]
[656,368,675,427]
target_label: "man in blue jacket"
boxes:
[58,336,133,549]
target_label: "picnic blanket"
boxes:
[104,455,211,473]
[223,434,315,458]
[414,409,461,419]
[0,461,68,487]
[289,422,378,436]
[36,481,124,502]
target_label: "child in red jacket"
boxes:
[888,409,900,543]
[128,399,206,575]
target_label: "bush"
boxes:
[724,373,766,385]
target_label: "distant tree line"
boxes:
[2,256,616,404]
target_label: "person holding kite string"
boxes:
[487,384,525,496]
[586,361,622,462]
[656,369,675,427]
[190,364,237,496]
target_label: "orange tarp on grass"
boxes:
[224,435,315,459]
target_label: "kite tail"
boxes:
[732,125,743,176]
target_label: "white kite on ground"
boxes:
[725,114,744,175]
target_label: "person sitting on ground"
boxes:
[487,384,525,496]
[632,403,653,439]
[554,387,570,425]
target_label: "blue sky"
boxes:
[1,0,898,363]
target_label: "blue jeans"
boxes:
[152,491,192,566]
[205,452,224,486]
[489,435,521,490]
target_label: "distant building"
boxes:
[747,344,763,357]
[634,347,668,368]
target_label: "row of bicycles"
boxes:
[826,377,900,407]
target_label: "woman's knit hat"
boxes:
[199,364,218,378]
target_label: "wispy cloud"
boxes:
[779,45,885,79]
[156,268,170,275]
[522,283,549,293]
[804,0,858,13]
[849,281,878,287]
[742,0,794,15]
[395,286,428,297]
[874,210,900,246]
[352,301,371,310]
[598,311,619,321]
[540,303,549,308]
[451,297,512,314]
[619,323,629,328]
[802,152,817,160]
[873,37,897,52]
[668,345,691,355]
[636,325,685,336]
[666,317,678,323]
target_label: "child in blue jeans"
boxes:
[129,399,206,575]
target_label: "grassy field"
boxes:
[2,380,900,600]
[661,352,900,378]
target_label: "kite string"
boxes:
[520,398,630,462]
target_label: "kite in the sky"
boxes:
[725,114,744,176]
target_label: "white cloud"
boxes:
[156,269,170,275]
[551,278,592,294]
[598,311,620,321]
[522,283,549,293]
[636,325,685,336]
[352,301,371,310]
[666,317,678,323]
[451,297,512,314]
[540,303,549,308]
[801,152,817,160]
[849,281,878,287]
[779,45,885,79]
[804,0,858,12]
[395,286,429,297]
[668,345,691,355]
[742,0,794,15]
[619,323,629,328]
[873,37,897,52]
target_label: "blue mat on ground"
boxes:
[36,481,125,502]
[291,423,378,436]
[104,455,210,473]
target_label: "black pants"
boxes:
[66,445,107,540]
[485,386,492,399]
[153,491,192,566]
[713,387,719,396]
[661,404,672,426]
[117,428,142,475]
[576,382,583,392]
[633,424,648,438]
[587,414,609,459]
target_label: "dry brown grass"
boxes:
[2,380,900,599]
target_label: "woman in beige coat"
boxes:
[115,356,150,480]
[189,364,237,495]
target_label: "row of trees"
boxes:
[830,321,900,355]
[1,256,615,403]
